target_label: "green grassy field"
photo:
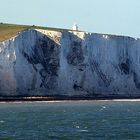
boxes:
[0,23,30,41]
[0,23,74,42]
[0,23,131,43]
[0,23,31,42]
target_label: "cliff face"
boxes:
[0,29,140,97]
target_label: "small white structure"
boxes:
[72,23,78,31]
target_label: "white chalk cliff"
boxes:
[0,29,140,97]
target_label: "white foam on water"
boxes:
[112,99,140,102]
[0,99,140,104]
[0,120,5,123]
[76,126,80,129]
[102,106,106,108]
[78,129,88,132]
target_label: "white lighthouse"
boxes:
[72,23,78,31]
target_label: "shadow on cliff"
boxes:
[22,32,60,92]
[62,31,93,95]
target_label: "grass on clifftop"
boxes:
[0,23,31,42]
[0,23,73,42]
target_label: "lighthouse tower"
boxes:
[72,23,78,31]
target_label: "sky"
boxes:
[0,0,140,37]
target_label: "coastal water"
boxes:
[0,101,140,140]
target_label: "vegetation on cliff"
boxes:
[0,23,75,42]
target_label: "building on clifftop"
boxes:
[72,23,78,31]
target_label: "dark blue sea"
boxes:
[0,100,140,140]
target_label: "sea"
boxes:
[0,100,140,140]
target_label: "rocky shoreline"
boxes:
[0,95,140,102]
